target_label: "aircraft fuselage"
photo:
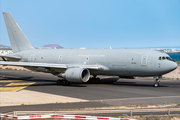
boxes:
[12,49,177,77]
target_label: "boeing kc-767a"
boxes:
[0,12,178,87]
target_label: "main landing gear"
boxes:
[88,75,101,84]
[153,76,161,87]
[57,79,69,86]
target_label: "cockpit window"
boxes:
[158,56,174,61]
[166,57,171,60]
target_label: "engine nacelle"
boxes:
[59,68,90,83]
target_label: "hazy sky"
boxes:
[0,0,180,49]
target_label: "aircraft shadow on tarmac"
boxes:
[0,77,169,87]
[0,76,33,80]
[85,78,168,87]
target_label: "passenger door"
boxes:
[141,55,148,66]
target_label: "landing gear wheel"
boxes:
[62,80,69,86]
[154,82,159,87]
[96,77,100,83]
[57,79,69,86]
[57,79,62,85]
[88,77,100,84]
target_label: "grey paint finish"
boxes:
[1,12,178,83]
[12,49,177,77]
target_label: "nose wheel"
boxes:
[154,82,159,87]
[153,76,161,88]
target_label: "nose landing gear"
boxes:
[153,76,161,87]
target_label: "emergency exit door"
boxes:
[58,55,62,63]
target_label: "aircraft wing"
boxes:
[0,61,67,69]
[0,61,106,70]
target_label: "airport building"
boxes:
[0,48,13,55]
[154,48,180,53]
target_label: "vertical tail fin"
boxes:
[3,12,35,53]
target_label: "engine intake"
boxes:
[59,68,90,83]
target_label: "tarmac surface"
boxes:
[0,69,180,113]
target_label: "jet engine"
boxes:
[59,68,90,83]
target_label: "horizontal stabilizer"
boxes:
[0,55,22,61]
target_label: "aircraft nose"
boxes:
[162,61,178,74]
[170,62,178,71]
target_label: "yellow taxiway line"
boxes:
[0,82,35,92]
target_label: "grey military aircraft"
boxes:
[0,12,178,87]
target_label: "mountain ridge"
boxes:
[41,44,64,49]
[0,44,11,48]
